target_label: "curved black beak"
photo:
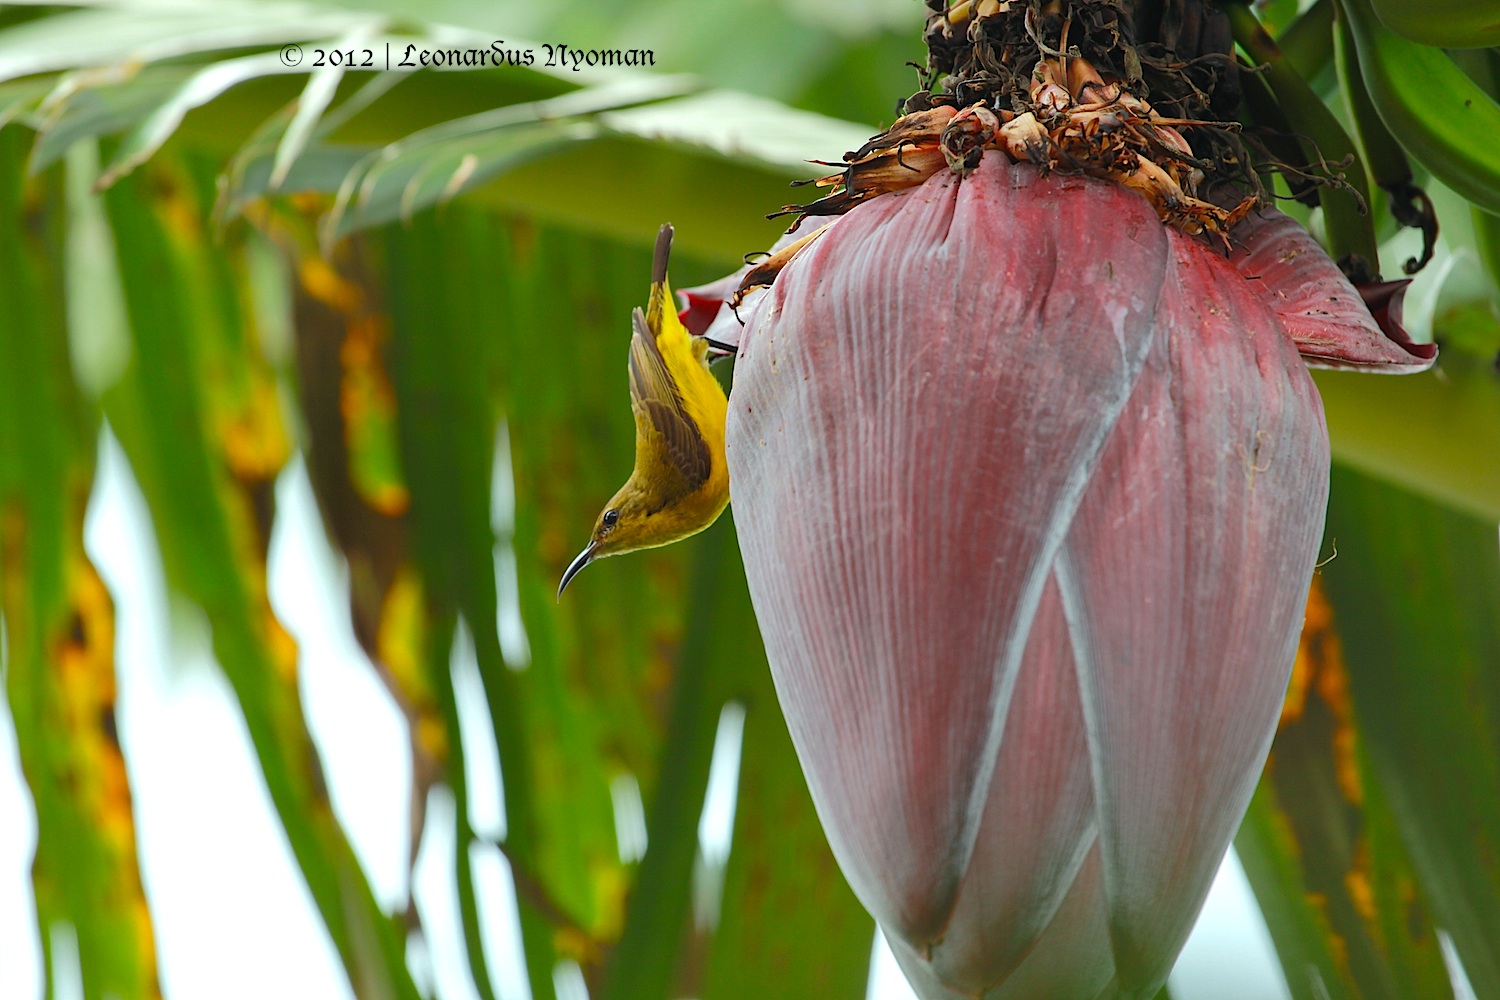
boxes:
[557,540,600,599]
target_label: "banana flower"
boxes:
[685,155,1431,998]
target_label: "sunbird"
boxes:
[557,224,731,596]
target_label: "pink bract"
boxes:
[698,155,1429,998]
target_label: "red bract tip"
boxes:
[1226,209,1435,372]
[677,289,729,338]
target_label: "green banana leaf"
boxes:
[0,121,158,1000]
[1240,461,1500,1000]
[95,147,419,1000]
[376,206,875,997]
[1237,576,1453,1000]
[697,515,873,999]
[1320,465,1500,997]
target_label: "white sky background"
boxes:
[0,428,1318,1000]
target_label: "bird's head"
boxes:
[557,480,661,596]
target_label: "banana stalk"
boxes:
[1277,0,1335,80]
[1228,2,1380,277]
[1343,0,1500,216]
[1333,2,1438,273]
[1236,63,1321,208]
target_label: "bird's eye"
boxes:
[602,509,620,528]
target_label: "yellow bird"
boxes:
[558,223,730,595]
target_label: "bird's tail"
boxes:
[646,222,674,334]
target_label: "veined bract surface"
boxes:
[715,154,1431,999]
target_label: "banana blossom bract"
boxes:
[688,156,1432,999]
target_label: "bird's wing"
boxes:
[629,307,713,489]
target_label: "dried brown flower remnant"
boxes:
[776,50,1254,242]
[778,106,959,219]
